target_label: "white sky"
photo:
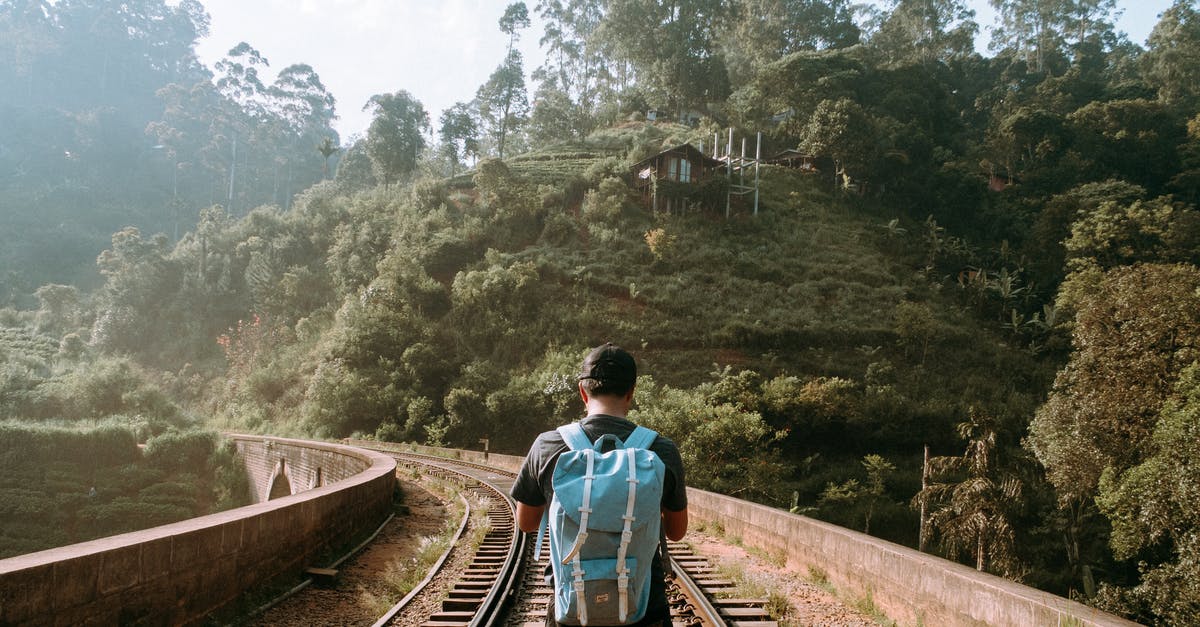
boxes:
[192,0,1175,141]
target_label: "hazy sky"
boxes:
[192,0,1175,141]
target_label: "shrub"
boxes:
[142,430,217,474]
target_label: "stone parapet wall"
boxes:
[686,488,1140,627]
[0,436,395,626]
[349,440,524,473]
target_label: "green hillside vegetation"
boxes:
[0,311,250,558]
[0,419,249,559]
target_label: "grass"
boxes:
[708,558,795,626]
[849,588,898,626]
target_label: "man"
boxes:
[510,342,688,627]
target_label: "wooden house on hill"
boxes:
[766,149,817,171]
[632,144,725,213]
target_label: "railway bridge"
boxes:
[0,436,1139,626]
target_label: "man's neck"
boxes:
[584,396,629,418]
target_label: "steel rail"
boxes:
[666,550,728,627]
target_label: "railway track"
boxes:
[249,444,782,624]
[357,446,779,627]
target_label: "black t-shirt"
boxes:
[509,414,688,624]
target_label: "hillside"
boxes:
[175,121,1052,535]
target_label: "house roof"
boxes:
[768,149,813,160]
[631,143,724,172]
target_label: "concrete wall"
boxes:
[0,436,395,626]
[372,440,1138,627]
[686,490,1141,627]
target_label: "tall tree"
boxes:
[362,90,429,188]
[1096,364,1200,623]
[213,42,270,213]
[988,0,1118,74]
[476,50,528,160]
[920,409,1023,576]
[214,42,269,114]
[439,101,480,175]
[798,98,880,188]
[724,0,860,83]
[869,0,978,65]
[267,63,338,207]
[1031,263,1200,506]
[499,2,531,52]
[1142,0,1200,110]
[600,0,735,112]
[533,0,607,131]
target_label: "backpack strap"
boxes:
[623,426,657,450]
[616,445,639,621]
[557,422,592,451]
[562,445,596,625]
[534,507,549,560]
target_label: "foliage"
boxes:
[0,422,247,558]
[476,50,529,160]
[817,454,896,535]
[1141,0,1200,110]
[363,91,430,187]
[1093,364,1200,624]
[919,409,1023,577]
[632,374,791,504]
[1031,263,1200,505]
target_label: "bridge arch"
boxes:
[266,459,292,500]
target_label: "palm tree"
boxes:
[916,408,1023,576]
[317,137,339,179]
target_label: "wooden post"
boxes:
[726,128,733,219]
[754,132,761,216]
[919,444,930,552]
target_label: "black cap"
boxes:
[578,342,637,384]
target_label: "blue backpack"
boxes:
[540,423,665,626]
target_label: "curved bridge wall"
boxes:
[378,441,1136,627]
[0,436,395,626]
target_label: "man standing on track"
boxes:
[510,342,689,627]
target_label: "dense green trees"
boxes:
[1097,365,1200,621]
[868,0,977,65]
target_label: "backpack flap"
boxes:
[553,447,664,534]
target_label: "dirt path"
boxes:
[250,478,448,626]
[684,529,882,627]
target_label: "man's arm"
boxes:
[516,501,546,533]
[662,507,687,541]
